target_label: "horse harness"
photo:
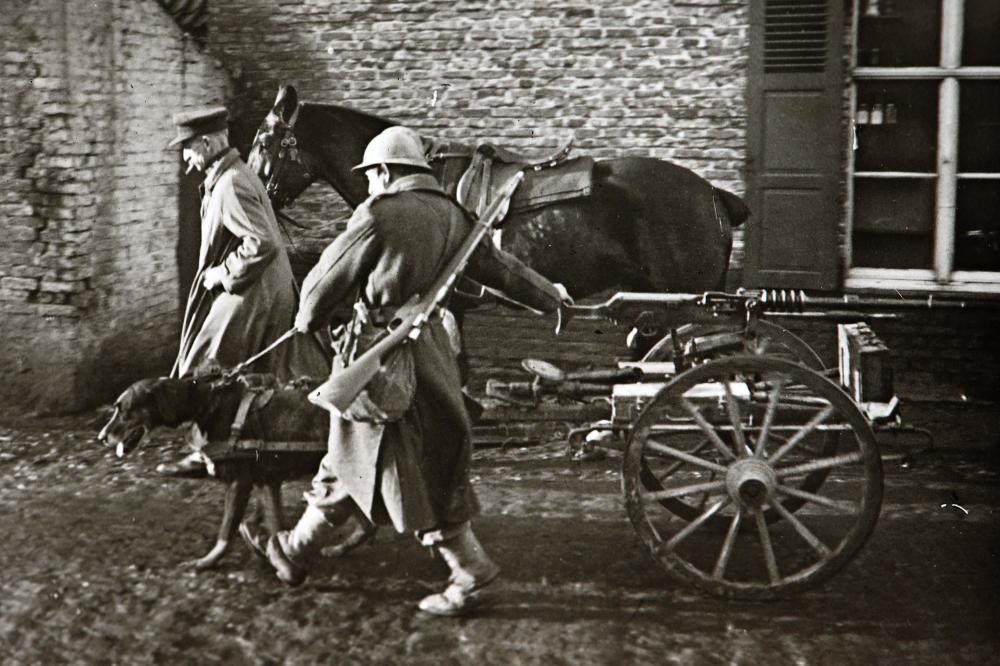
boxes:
[261,102,309,210]
[262,112,591,239]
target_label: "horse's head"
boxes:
[248,84,317,210]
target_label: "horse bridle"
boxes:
[260,102,310,209]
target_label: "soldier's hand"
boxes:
[202,266,227,290]
[294,310,313,334]
[553,282,574,306]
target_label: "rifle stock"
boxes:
[308,296,421,414]
[308,171,525,416]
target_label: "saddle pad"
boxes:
[509,156,594,215]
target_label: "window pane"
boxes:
[955,180,1000,271]
[959,81,1000,173]
[963,0,1000,66]
[852,178,935,269]
[857,0,940,67]
[855,81,938,172]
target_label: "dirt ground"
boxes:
[1,412,998,665]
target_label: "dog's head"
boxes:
[97,377,196,457]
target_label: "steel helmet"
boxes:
[352,126,432,172]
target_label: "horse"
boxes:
[247,84,749,301]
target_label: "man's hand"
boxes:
[294,310,313,334]
[202,265,228,291]
[553,282,574,306]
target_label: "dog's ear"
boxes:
[152,379,189,426]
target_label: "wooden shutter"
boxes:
[744,0,844,290]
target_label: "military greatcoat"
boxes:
[173,149,329,381]
[297,172,561,534]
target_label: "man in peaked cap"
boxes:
[156,104,330,477]
[167,105,229,151]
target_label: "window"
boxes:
[848,0,1000,293]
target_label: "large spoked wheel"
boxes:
[639,322,835,523]
[623,355,882,600]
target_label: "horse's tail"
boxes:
[712,187,750,228]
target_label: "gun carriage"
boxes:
[487,288,983,601]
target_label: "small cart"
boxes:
[487,289,934,601]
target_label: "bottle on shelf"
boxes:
[870,103,884,125]
[857,103,870,125]
[885,103,897,125]
[865,0,881,18]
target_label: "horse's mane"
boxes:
[291,102,397,207]
[300,101,397,130]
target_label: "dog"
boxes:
[98,373,374,570]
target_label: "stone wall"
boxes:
[0,0,231,413]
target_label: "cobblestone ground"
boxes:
[1,413,998,665]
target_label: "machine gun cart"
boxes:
[487,289,981,601]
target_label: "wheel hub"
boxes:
[725,457,777,509]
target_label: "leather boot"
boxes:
[241,506,337,587]
[418,525,500,616]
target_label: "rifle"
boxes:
[308,171,525,415]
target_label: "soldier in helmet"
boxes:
[160,105,330,477]
[242,126,572,616]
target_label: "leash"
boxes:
[223,327,298,379]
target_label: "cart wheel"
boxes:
[623,355,882,600]
[639,322,835,523]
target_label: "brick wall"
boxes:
[0,0,231,413]
[213,0,748,252]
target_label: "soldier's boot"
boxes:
[418,523,500,616]
[242,505,343,587]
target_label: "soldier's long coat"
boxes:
[173,149,329,380]
[298,172,561,533]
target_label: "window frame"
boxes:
[846,0,1000,295]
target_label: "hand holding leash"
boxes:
[224,327,298,379]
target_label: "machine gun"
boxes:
[563,288,996,343]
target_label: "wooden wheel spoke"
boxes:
[767,500,832,557]
[754,380,785,457]
[767,404,836,465]
[680,397,737,460]
[642,479,727,503]
[776,484,858,514]
[625,354,882,601]
[753,510,781,584]
[712,510,743,580]
[665,498,731,550]
[721,381,749,455]
[776,450,864,478]
[645,438,729,474]
[649,439,712,484]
